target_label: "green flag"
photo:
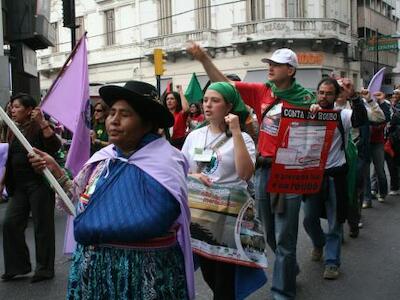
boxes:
[184,73,203,104]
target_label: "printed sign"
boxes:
[188,178,267,268]
[267,105,339,194]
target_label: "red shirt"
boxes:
[235,82,283,157]
[172,111,188,139]
[370,123,386,144]
[188,113,205,130]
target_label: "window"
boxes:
[75,16,85,41]
[105,9,115,46]
[247,0,265,21]
[52,22,59,52]
[157,0,172,35]
[286,0,304,18]
[195,0,211,29]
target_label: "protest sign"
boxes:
[267,105,339,194]
[188,177,267,268]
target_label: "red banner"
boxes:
[267,105,339,194]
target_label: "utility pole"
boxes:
[0,1,10,107]
[376,28,379,73]
[70,0,76,50]
[62,0,77,50]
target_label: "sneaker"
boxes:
[389,190,400,196]
[311,247,323,262]
[362,201,372,209]
[323,265,340,280]
[358,222,364,229]
[377,195,385,203]
[371,190,377,197]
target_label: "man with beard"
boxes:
[303,78,367,279]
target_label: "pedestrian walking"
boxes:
[187,42,316,299]
[90,101,109,155]
[163,85,190,149]
[29,81,194,299]
[182,82,264,299]
[303,78,367,279]
[1,93,61,283]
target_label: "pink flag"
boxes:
[41,35,90,176]
[368,67,386,101]
[41,35,90,255]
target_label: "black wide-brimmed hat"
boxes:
[99,81,174,128]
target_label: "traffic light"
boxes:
[153,48,166,76]
[62,0,75,28]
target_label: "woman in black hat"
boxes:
[29,81,194,299]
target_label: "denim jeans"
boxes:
[366,143,388,201]
[303,176,343,266]
[255,166,301,300]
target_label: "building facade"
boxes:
[357,0,399,92]
[37,0,398,95]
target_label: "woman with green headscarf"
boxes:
[182,82,267,299]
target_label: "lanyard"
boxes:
[203,126,224,150]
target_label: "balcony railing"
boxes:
[38,51,69,71]
[144,29,218,53]
[232,18,351,44]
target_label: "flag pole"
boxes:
[0,106,76,216]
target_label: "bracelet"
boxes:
[56,174,69,186]
[56,168,71,186]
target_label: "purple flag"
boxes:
[0,143,8,197]
[0,143,8,170]
[41,36,90,176]
[41,36,90,255]
[368,67,386,101]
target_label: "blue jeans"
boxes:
[365,143,388,202]
[255,166,301,300]
[303,176,343,266]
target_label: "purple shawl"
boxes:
[86,138,195,299]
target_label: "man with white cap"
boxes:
[187,43,316,300]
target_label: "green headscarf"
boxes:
[207,82,249,124]
[265,80,316,107]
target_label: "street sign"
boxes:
[367,36,399,51]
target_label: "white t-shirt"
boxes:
[325,109,352,169]
[181,126,256,189]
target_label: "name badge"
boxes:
[193,148,214,162]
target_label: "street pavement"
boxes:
[0,194,399,300]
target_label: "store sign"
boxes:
[297,53,324,65]
[367,37,398,51]
[22,44,38,77]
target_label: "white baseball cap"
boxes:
[393,89,400,94]
[261,48,298,68]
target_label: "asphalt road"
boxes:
[0,194,399,300]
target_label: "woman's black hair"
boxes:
[10,93,37,108]
[162,91,182,112]
[317,78,341,97]
[189,103,202,116]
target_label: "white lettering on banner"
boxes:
[283,109,305,119]
[316,112,338,121]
